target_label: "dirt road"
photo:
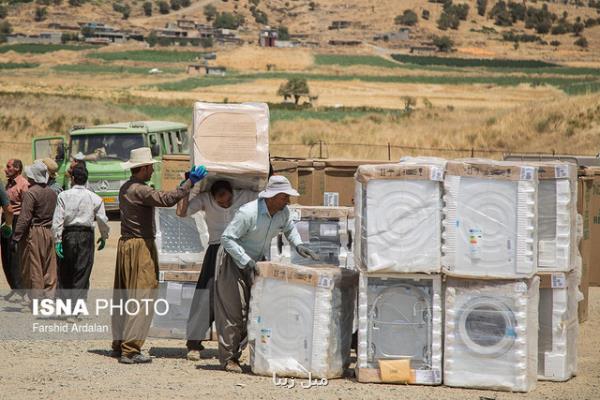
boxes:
[0,221,598,400]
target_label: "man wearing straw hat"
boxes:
[111,147,207,365]
[217,175,318,373]
[12,160,58,302]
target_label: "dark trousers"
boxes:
[1,215,21,290]
[186,243,220,351]
[214,252,254,365]
[59,226,95,301]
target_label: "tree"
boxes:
[170,0,181,11]
[181,0,190,7]
[253,9,268,24]
[476,0,487,16]
[574,37,588,48]
[573,21,585,36]
[213,12,244,29]
[68,0,83,6]
[158,0,169,14]
[277,25,289,41]
[0,20,12,35]
[143,1,152,16]
[146,31,158,47]
[437,11,459,30]
[113,3,131,19]
[0,5,7,19]
[277,78,310,105]
[395,9,418,26]
[204,4,217,21]
[432,35,454,52]
[34,6,47,21]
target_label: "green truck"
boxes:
[33,120,189,211]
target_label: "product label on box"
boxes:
[468,228,483,259]
[551,273,567,288]
[414,369,441,384]
[320,224,338,237]
[260,328,271,344]
[430,167,444,182]
[520,167,535,181]
[317,274,334,289]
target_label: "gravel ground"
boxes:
[0,221,598,400]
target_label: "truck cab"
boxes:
[33,120,189,211]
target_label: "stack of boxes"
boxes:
[354,160,445,385]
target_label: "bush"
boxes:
[204,4,217,21]
[508,1,526,21]
[308,1,316,11]
[143,1,152,16]
[277,25,289,41]
[170,0,181,11]
[34,6,47,21]
[181,0,190,7]
[489,1,512,26]
[437,11,459,30]
[146,31,158,47]
[432,35,454,52]
[61,32,79,43]
[422,9,430,20]
[68,0,83,6]
[253,9,268,24]
[0,20,12,35]
[213,12,244,29]
[0,5,6,19]
[551,22,570,35]
[158,0,169,14]
[525,5,556,34]
[476,0,487,16]
[574,37,588,48]
[502,31,541,43]
[395,9,418,26]
[36,0,50,5]
[584,17,598,28]
[113,3,131,19]
[573,21,585,36]
[550,40,560,46]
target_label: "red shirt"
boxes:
[6,174,29,215]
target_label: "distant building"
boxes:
[177,19,196,30]
[153,28,189,38]
[6,31,62,45]
[80,22,127,43]
[214,29,243,45]
[328,39,361,46]
[259,27,278,47]
[328,20,352,30]
[186,64,204,75]
[374,28,410,42]
[205,66,226,76]
[410,45,438,54]
[197,24,214,40]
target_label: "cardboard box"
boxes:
[271,159,299,203]
[162,154,191,191]
[192,102,270,191]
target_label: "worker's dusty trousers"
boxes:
[111,237,158,358]
[20,225,57,300]
[214,251,254,366]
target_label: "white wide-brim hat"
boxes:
[25,160,49,184]
[258,175,299,198]
[121,147,160,170]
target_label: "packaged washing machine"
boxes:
[533,161,578,272]
[538,270,580,381]
[444,277,540,392]
[248,262,358,379]
[269,206,354,268]
[442,159,538,279]
[154,207,209,267]
[354,162,444,273]
[355,273,442,385]
[192,102,270,191]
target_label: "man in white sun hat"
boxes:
[12,160,58,302]
[216,175,318,373]
[111,147,207,365]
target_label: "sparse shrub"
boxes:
[34,6,47,22]
[437,11,459,30]
[181,0,190,7]
[432,35,454,52]
[476,0,487,16]
[574,37,588,48]
[422,97,433,109]
[158,0,169,14]
[0,20,12,35]
[213,12,244,29]
[422,9,430,20]
[395,9,418,26]
[308,1,316,11]
[401,96,416,112]
[143,1,152,16]
[170,0,181,11]
[253,9,268,24]
[204,4,217,21]
[550,40,560,46]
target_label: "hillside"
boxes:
[2,0,600,61]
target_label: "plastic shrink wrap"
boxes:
[248,262,358,379]
[444,277,539,392]
[354,162,444,273]
[356,273,442,385]
[442,159,538,279]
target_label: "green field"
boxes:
[270,105,405,122]
[87,50,207,63]
[0,62,39,69]
[0,44,95,54]
[53,64,181,75]
[315,54,403,69]
[151,76,251,91]
[115,103,190,122]
[391,54,558,69]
